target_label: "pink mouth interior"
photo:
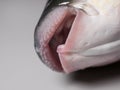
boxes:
[36,6,77,72]
[48,14,75,70]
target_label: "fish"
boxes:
[34,0,120,73]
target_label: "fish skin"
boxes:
[34,0,120,73]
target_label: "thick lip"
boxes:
[34,6,77,72]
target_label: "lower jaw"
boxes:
[58,51,120,73]
[47,7,120,73]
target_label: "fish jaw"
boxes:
[57,3,120,73]
[35,6,77,72]
[35,0,120,73]
[57,46,120,73]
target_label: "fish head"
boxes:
[34,0,120,73]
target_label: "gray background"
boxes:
[0,0,120,90]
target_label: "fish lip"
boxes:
[34,6,77,72]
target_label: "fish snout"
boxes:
[34,0,120,73]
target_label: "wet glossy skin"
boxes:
[34,0,120,73]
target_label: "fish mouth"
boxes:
[35,6,77,72]
[48,13,76,71]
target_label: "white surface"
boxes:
[0,0,120,90]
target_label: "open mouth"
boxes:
[35,6,77,72]
[49,14,76,71]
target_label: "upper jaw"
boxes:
[57,1,120,73]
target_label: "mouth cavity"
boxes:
[48,11,76,72]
